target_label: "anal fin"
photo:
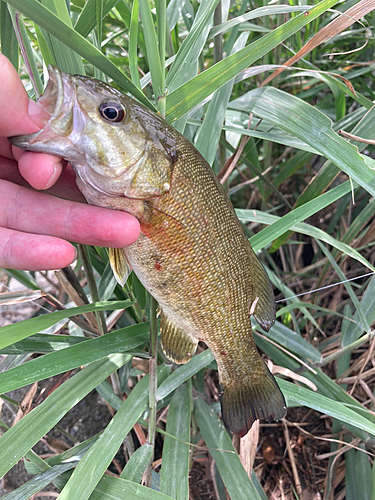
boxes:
[108,248,131,286]
[248,246,276,332]
[160,312,198,364]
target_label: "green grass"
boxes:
[0,0,375,498]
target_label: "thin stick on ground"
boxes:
[282,418,302,497]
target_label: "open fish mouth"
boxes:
[8,66,76,154]
[38,66,67,117]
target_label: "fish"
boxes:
[9,66,286,437]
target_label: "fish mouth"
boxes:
[9,66,77,156]
[38,66,67,118]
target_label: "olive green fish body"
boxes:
[9,67,286,437]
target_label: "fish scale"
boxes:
[9,66,286,437]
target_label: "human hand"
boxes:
[0,54,140,271]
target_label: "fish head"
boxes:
[9,66,175,199]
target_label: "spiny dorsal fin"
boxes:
[248,246,276,332]
[160,311,198,365]
[108,248,131,286]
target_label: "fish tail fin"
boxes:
[220,367,286,438]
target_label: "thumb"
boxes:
[0,54,49,137]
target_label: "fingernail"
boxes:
[43,161,59,190]
[28,99,50,128]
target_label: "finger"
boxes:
[0,158,86,202]
[0,180,140,248]
[0,227,77,271]
[0,55,49,136]
[0,55,64,191]
[0,137,13,160]
[17,151,65,190]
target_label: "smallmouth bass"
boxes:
[10,67,286,437]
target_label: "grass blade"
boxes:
[230,87,375,197]
[259,321,322,363]
[194,397,263,500]
[2,463,76,500]
[4,0,155,109]
[236,208,375,272]
[57,365,170,500]
[138,0,164,98]
[1,0,19,70]
[0,323,149,393]
[156,350,214,401]
[160,384,190,499]
[0,300,133,349]
[0,333,86,355]
[317,240,370,332]
[249,181,355,252]
[90,475,174,500]
[129,0,141,88]
[0,353,131,477]
[165,0,340,121]
[166,0,219,89]
[279,378,375,436]
[120,444,153,482]
[195,32,248,165]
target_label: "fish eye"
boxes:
[99,101,125,123]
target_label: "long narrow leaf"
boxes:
[165,0,340,121]
[0,323,149,393]
[279,378,375,436]
[57,365,170,500]
[0,353,131,477]
[160,384,190,499]
[230,87,375,197]
[249,181,355,252]
[236,209,375,272]
[4,0,155,109]
[0,300,133,349]
[194,397,263,500]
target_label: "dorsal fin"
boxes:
[248,246,276,332]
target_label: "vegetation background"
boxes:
[0,0,375,498]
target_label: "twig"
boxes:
[339,129,375,145]
[218,114,253,185]
[349,335,375,395]
[144,295,158,487]
[282,419,302,497]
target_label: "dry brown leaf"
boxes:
[0,290,44,305]
[43,436,71,454]
[261,0,375,86]
[239,419,259,478]
[132,357,149,373]
[300,489,322,500]
[12,382,38,426]
[55,268,99,330]
[271,365,318,391]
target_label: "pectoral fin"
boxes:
[108,248,131,286]
[248,247,276,332]
[160,312,198,364]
